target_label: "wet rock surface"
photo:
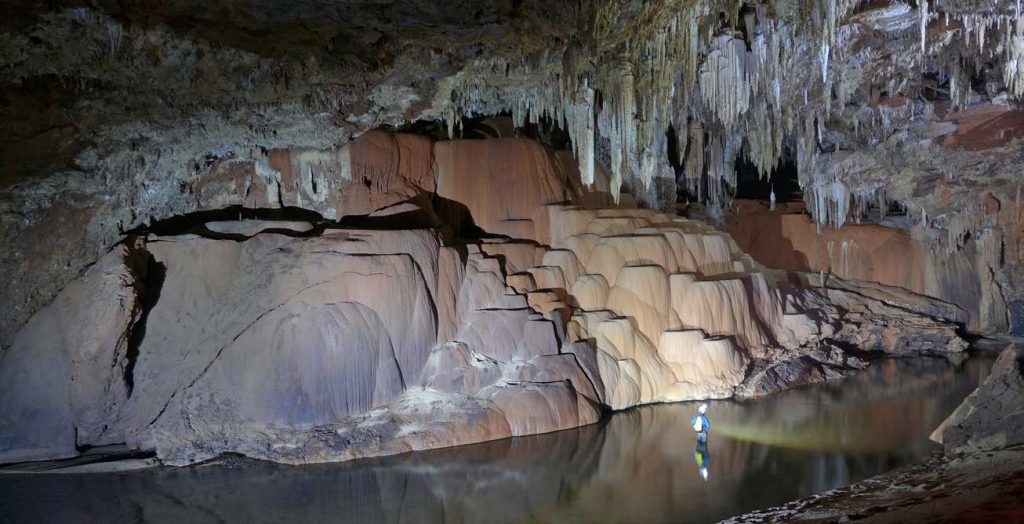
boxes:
[730,344,1024,523]
[932,344,1024,454]
[735,357,844,399]
[0,356,992,523]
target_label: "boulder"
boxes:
[931,344,1024,454]
[735,356,844,398]
[0,244,144,463]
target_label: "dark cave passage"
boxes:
[732,157,802,203]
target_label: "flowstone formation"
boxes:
[0,134,967,465]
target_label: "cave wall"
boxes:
[0,131,972,465]
[728,200,1012,334]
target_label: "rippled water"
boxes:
[0,356,992,524]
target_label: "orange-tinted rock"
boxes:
[480,381,600,437]
[479,241,545,274]
[0,133,977,467]
[571,274,610,311]
[606,265,676,345]
[506,272,538,294]
[193,131,435,221]
[529,204,964,406]
[528,265,570,290]
[659,331,747,400]
[670,274,771,348]
[726,199,1005,333]
[435,138,582,240]
[941,105,1024,152]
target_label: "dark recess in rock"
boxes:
[123,247,165,397]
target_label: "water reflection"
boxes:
[0,357,991,524]
[693,441,710,481]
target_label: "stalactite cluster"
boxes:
[432,0,1024,229]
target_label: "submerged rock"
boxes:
[931,344,1024,454]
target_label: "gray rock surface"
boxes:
[0,244,145,463]
[735,357,845,399]
[931,344,1024,454]
[0,134,976,467]
[0,222,607,466]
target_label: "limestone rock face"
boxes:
[199,131,436,221]
[728,200,1012,335]
[734,357,840,398]
[0,244,145,463]
[3,0,1024,357]
[0,214,604,465]
[435,138,580,240]
[480,201,963,409]
[931,344,1024,454]
[138,227,602,465]
[0,133,971,466]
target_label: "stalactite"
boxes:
[921,0,930,54]
[429,0,1024,224]
[1006,19,1024,96]
[704,133,741,209]
[571,81,597,188]
[684,120,705,194]
[699,35,755,129]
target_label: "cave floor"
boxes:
[726,446,1024,523]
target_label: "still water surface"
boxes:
[0,356,991,523]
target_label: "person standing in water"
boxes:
[691,403,711,444]
[691,403,712,481]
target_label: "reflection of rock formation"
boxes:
[0,424,612,524]
[0,357,987,523]
[0,134,968,466]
